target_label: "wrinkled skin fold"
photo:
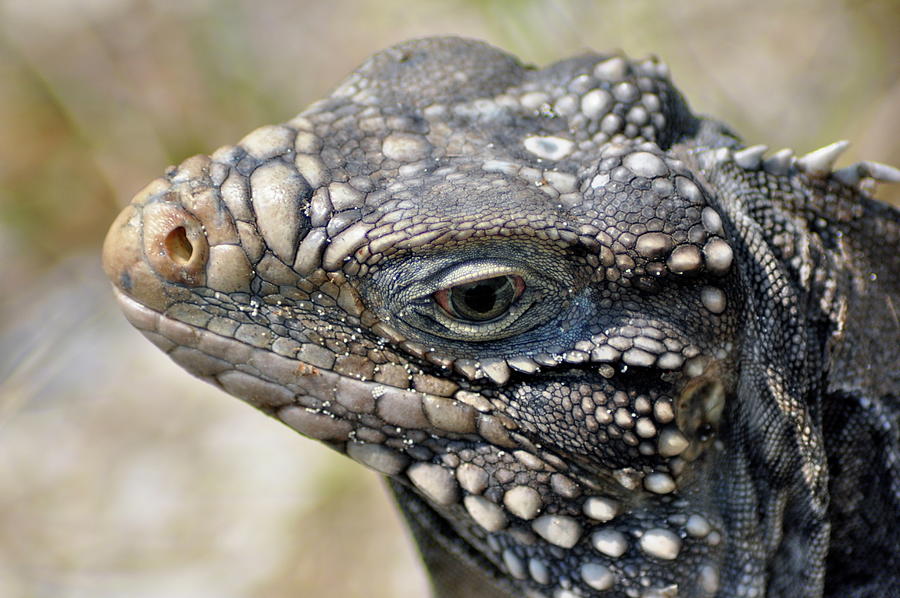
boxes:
[102,37,900,598]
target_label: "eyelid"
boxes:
[428,263,529,294]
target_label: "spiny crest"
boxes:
[700,139,900,190]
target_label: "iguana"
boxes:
[102,37,900,598]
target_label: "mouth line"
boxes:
[110,286,527,446]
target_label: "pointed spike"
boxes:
[712,147,731,164]
[833,160,900,187]
[796,140,850,176]
[763,148,794,176]
[697,148,730,169]
[733,145,768,170]
[858,161,900,183]
[702,147,733,166]
[832,165,861,186]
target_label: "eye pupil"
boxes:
[440,275,523,322]
[461,280,504,314]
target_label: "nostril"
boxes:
[165,226,194,265]
[141,202,209,286]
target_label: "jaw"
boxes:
[110,285,736,598]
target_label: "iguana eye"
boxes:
[434,275,526,322]
[364,251,578,344]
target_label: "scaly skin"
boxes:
[102,37,900,597]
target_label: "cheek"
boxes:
[505,364,727,494]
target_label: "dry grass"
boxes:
[1,1,897,597]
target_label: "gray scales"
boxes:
[102,37,900,598]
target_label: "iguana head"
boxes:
[104,37,869,598]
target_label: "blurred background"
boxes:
[0,1,897,597]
